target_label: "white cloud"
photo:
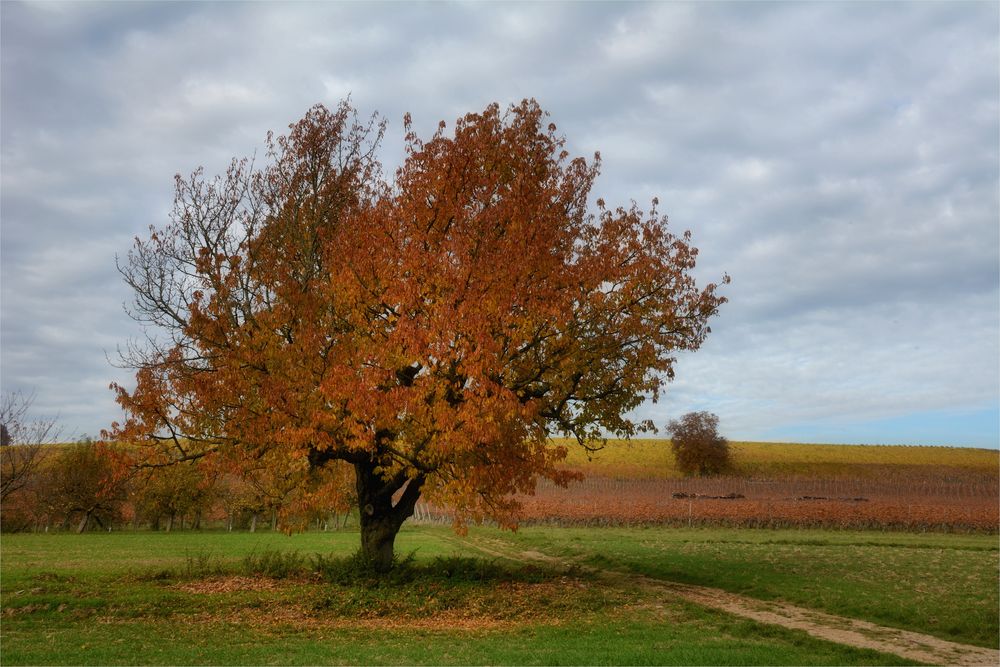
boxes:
[600,4,697,65]
[725,157,774,184]
[1,1,996,445]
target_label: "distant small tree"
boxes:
[47,441,126,532]
[1,391,60,502]
[131,462,213,531]
[667,411,731,476]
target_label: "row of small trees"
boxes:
[1,440,357,534]
[3,439,114,532]
[1,391,358,533]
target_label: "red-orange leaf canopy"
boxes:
[109,99,727,570]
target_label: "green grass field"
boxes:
[495,526,999,648]
[2,525,997,665]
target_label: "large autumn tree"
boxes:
[109,99,727,571]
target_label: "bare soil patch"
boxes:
[644,577,999,667]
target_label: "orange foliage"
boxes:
[106,99,726,565]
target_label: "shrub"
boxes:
[311,549,421,584]
[241,549,307,579]
[667,411,731,476]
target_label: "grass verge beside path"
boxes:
[472,525,999,649]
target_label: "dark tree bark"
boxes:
[354,459,425,572]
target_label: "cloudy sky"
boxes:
[2,1,997,447]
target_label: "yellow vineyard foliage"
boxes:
[557,439,999,479]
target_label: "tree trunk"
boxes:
[360,516,399,572]
[250,513,258,533]
[76,512,90,534]
[354,459,425,573]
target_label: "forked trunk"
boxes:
[354,460,425,573]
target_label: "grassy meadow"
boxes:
[2,525,997,665]
[2,440,998,665]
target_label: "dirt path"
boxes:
[454,536,999,667]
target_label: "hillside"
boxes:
[557,439,999,480]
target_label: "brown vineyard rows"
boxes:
[415,474,999,532]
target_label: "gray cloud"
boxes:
[1,1,997,445]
